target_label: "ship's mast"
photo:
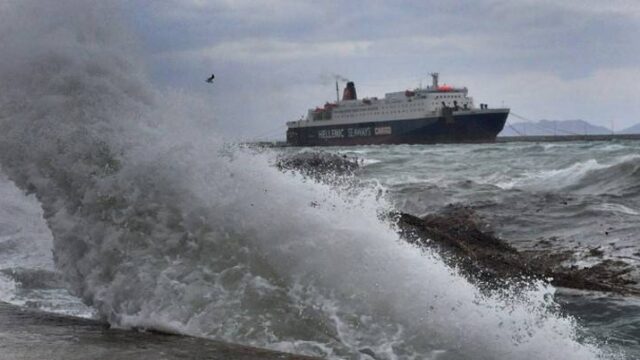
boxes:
[335,80,340,102]
[430,72,439,88]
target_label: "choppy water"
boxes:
[0,1,636,359]
[332,141,640,357]
[341,142,640,257]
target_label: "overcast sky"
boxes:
[131,0,640,139]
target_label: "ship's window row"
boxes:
[435,95,463,99]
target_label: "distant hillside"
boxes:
[500,119,612,137]
[619,123,640,134]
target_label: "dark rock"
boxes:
[0,268,64,290]
[0,302,318,360]
[550,260,635,293]
[276,151,359,180]
[359,348,378,359]
[587,247,604,257]
[535,239,552,247]
[395,205,639,295]
[396,206,537,288]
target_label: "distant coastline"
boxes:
[497,133,640,142]
[249,133,640,148]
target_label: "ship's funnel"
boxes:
[342,81,357,100]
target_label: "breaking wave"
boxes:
[494,155,640,196]
[0,1,614,358]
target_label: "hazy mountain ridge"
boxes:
[501,119,640,136]
[619,123,640,134]
[500,119,612,136]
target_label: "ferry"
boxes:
[286,73,509,146]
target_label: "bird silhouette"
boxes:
[206,74,215,83]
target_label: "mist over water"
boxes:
[0,1,617,359]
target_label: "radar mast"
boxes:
[430,73,439,88]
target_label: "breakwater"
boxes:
[497,134,640,142]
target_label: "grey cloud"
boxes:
[130,0,640,138]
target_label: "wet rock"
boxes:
[587,247,604,257]
[396,205,639,295]
[396,206,536,287]
[535,239,552,247]
[0,302,318,360]
[0,268,64,290]
[276,151,359,180]
[550,260,636,293]
[359,348,378,359]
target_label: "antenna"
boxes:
[335,80,339,102]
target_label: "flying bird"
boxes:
[206,74,215,83]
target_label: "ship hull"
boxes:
[286,110,509,146]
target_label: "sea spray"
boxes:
[0,1,614,358]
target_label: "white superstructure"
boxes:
[288,73,476,128]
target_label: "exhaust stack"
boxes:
[342,81,357,101]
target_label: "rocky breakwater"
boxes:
[276,151,360,179]
[397,206,638,295]
[278,151,639,296]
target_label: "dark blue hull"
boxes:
[286,110,509,146]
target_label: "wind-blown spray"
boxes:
[0,1,613,359]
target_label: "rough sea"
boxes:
[0,1,638,359]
